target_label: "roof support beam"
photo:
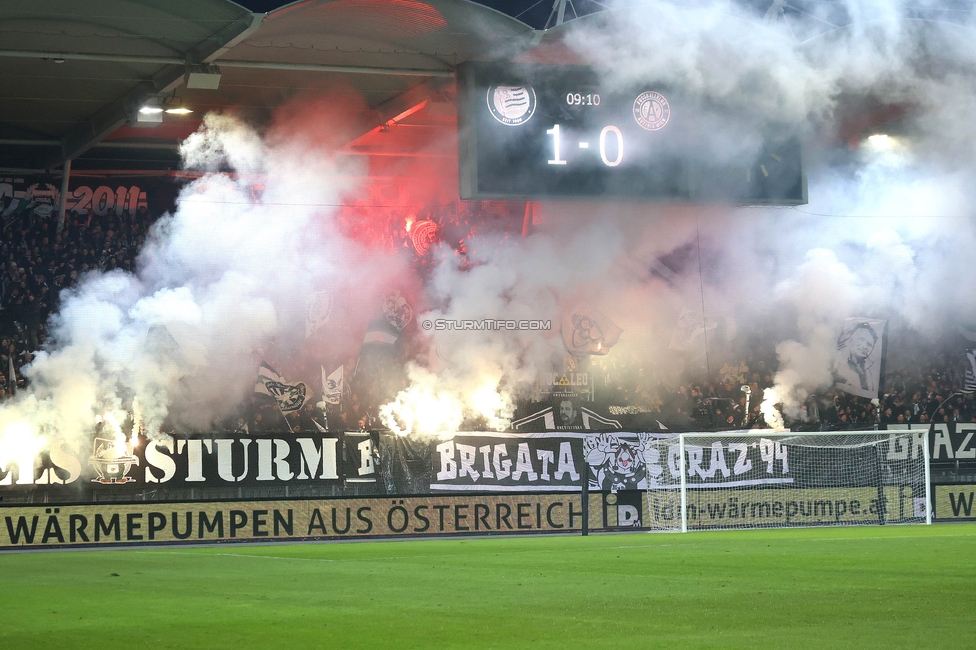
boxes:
[344,77,453,149]
[39,13,268,171]
[0,49,454,78]
[0,139,179,150]
[0,138,60,146]
[0,50,184,65]
[216,60,453,77]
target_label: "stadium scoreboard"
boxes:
[457,62,806,204]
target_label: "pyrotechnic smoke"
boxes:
[527,0,976,426]
[7,0,976,458]
[383,0,976,432]
[381,218,623,435]
[0,106,405,458]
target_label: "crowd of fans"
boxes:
[2,204,975,434]
[588,342,975,432]
[0,207,158,399]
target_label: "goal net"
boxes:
[642,431,930,532]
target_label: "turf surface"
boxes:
[1,524,973,649]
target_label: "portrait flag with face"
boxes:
[833,318,888,399]
[963,349,976,394]
[305,289,334,339]
[561,305,622,357]
[322,365,343,405]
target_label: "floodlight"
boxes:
[135,105,163,125]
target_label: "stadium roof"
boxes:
[3,0,964,175]
[0,0,535,174]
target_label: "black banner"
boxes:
[0,431,378,493]
[3,429,936,499]
[0,174,178,220]
[929,423,976,464]
[884,423,975,465]
[587,432,924,491]
[342,432,379,483]
[431,434,584,491]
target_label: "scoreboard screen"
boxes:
[457,62,806,204]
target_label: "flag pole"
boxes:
[277,404,294,434]
[8,353,16,395]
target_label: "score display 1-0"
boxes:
[548,90,669,168]
[546,123,624,167]
[457,62,806,204]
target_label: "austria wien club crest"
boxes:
[633,91,671,131]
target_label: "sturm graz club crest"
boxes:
[633,91,671,131]
[25,182,61,218]
[265,380,308,412]
[88,437,139,484]
[487,85,537,126]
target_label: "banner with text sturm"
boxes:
[0,432,378,493]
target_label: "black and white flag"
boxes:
[254,362,308,413]
[322,365,343,405]
[964,349,976,393]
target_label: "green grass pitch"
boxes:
[1,524,974,649]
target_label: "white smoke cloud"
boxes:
[381,1,976,431]
[382,218,626,435]
[8,0,976,456]
[0,110,404,456]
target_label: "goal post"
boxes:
[643,430,930,533]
